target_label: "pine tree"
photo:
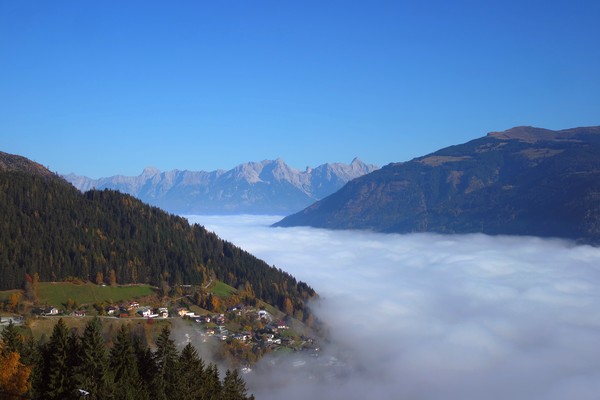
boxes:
[110,325,148,400]
[178,342,205,400]
[35,318,78,399]
[153,326,180,400]
[203,363,222,400]
[0,320,22,356]
[222,369,252,400]
[76,317,110,399]
[133,336,156,390]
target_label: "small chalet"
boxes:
[227,305,243,316]
[233,333,250,342]
[106,306,118,315]
[158,307,169,318]
[138,308,152,318]
[40,307,60,316]
[177,308,189,317]
[258,310,272,321]
[276,320,288,330]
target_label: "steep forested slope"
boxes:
[0,151,315,317]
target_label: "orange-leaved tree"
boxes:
[0,345,31,398]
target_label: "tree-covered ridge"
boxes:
[0,318,254,399]
[275,126,600,244]
[0,151,55,178]
[0,164,316,318]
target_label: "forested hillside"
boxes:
[0,152,315,318]
[1,318,254,400]
[275,126,600,244]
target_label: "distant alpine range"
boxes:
[64,158,378,215]
[275,126,600,244]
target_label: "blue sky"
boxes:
[1,1,599,178]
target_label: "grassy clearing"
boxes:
[38,282,156,307]
[0,289,22,302]
[212,281,237,297]
[27,316,171,345]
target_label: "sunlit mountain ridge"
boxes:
[275,126,600,244]
[65,158,378,215]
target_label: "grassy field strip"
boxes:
[37,282,156,307]
[212,281,237,297]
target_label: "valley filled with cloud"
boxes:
[188,215,600,400]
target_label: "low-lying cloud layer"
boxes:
[188,215,600,400]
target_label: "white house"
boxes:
[138,308,152,318]
[158,307,169,318]
[106,306,118,315]
[42,307,60,316]
[177,308,189,317]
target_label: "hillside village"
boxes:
[1,282,321,368]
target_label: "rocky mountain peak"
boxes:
[64,158,379,214]
[141,166,160,177]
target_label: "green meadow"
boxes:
[37,282,156,307]
[212,281,237,297]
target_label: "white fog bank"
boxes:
[187,215,600,400]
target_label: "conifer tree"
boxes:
[110,325,148,400]
[0,321,22,356]
[222,369,253,400]
[76,317,110,399]
[203,363,223,400]
[133,336,156,390]
[34,318,77,399]
[178,342,206,400]
[153,326,180,400]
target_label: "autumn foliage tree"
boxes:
[109,269,117,287]
[283,297,293,316]
[0,323,31,399]
[0,348,31,399]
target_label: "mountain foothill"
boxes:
[0,152,316,321]
[275,126,600,245]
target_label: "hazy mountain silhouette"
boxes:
[65,158,378,214]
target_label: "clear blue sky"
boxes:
[1,1,599,178]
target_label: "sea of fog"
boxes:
[185,215,600,400]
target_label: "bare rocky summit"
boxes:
[64,158,378,214]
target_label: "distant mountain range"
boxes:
[64,158,378,215]
[274,126,600,244]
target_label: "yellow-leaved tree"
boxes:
[0,345,31,398]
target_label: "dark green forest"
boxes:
[0,165,315,318]
[0,318,253,400]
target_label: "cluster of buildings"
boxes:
[104,301,169,319]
